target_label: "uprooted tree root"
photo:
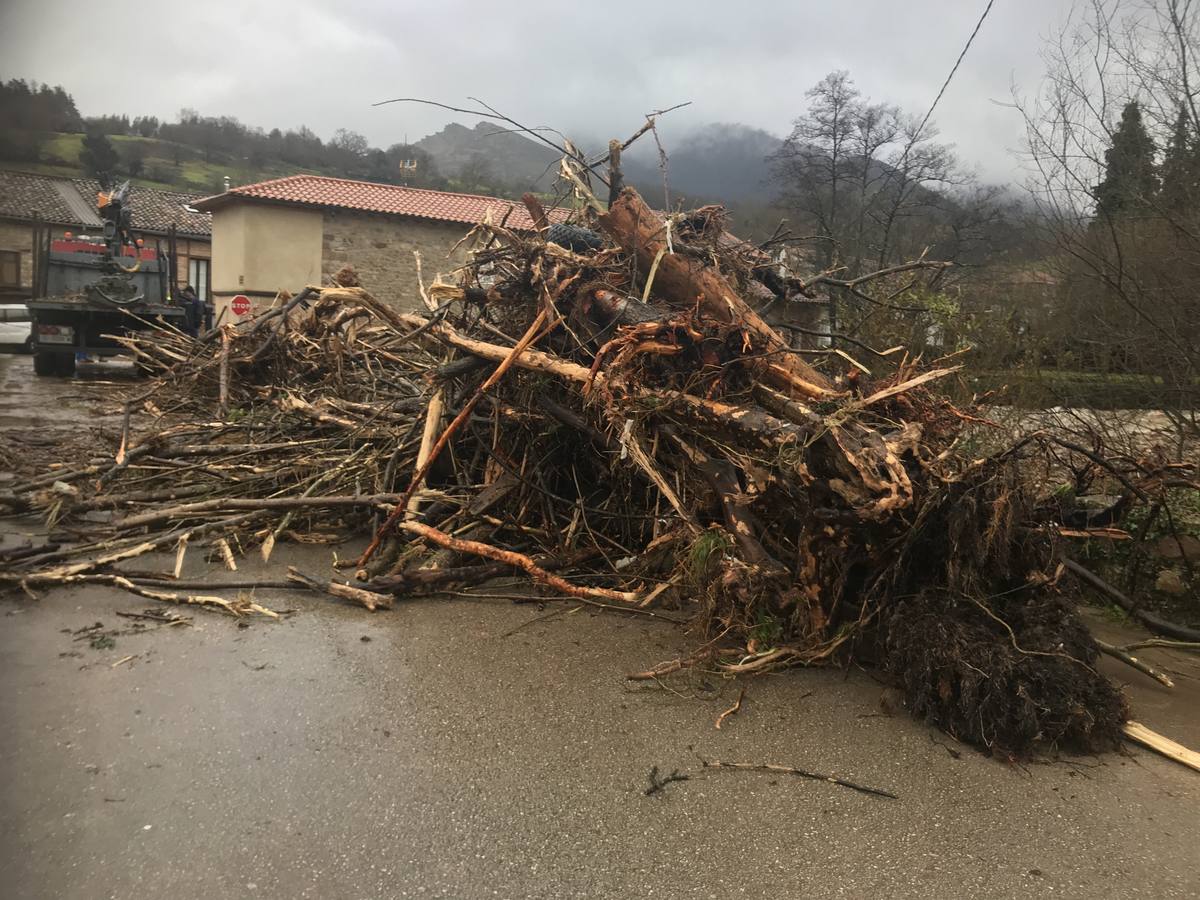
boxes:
[881,592,1127,753]
[670,452,1131,754]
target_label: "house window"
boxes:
[0,251,20,287]
[188,258,210,301]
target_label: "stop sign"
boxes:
[230,294,251,317]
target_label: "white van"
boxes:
[0,304,34,353]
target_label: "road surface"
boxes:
[1,352,1197,899]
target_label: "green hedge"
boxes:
[967,370,1195,410]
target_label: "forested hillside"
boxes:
[0,78,453,196]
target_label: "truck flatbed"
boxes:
[28,295,187,376]
[28,296,186,317]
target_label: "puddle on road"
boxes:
[0,354,136,431]
[0,354,143,480]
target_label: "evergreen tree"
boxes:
[1159,107,1199,213]
[80,128,119,186]
[1094,101,1159,217]
[0,78,81,138]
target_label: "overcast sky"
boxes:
[0,0,1076,183]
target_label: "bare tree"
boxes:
[770,71,976,336]
[772,71,966,270]
[771,71,861,273]
[329,128,371,177]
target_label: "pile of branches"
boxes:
[0,281,440,612]
[3,184,1164,756]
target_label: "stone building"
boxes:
[0,170,211,303]
[194,175,565,321]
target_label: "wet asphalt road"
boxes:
[0,351,132,455]
[1,352,1199,899]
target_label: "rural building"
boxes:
[0,170,211,303]
[194,175,564,320]
[741,282,831,349]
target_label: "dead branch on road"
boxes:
[714,686,747,730]
[700,757,899,800]
[644,765,690,796]
[1094,640,1175,688]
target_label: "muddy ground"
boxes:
[1,353,1199,899]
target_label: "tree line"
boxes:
[1017,0,1200,437]
[0,78,82,161]
[0,78,465,194]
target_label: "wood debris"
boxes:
[7,169,1196,759]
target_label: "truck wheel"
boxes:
[23,336,34,355]
[56,353,77,377]
[33,350,57,376]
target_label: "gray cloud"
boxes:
[0,0,1074,182]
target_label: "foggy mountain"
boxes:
[416,120,784,210]
[621,123,782,207]
[415,122,561,193]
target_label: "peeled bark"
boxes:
[599,188,834,400]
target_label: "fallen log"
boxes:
[1123,721,1200,774]
[113,494,405,530]
[287,568,393,611]
[1063,559,1200,642]
[11,571,280,617]
[599,187,833,400]
[398,313,596,385]
[399,521,640,604]
[1094,639,1174,688]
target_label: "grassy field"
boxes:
[5,130,559,202]
[3,132,308,195]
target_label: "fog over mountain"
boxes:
[414,120,783,209]
[622,123,783,206]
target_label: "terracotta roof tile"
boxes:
[195,174,569,231]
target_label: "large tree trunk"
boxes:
[599,188,834,400]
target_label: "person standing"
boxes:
[178,284,204,337]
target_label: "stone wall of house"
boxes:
[0,219,35,296]
[769,297,831,350]
[321,211,471,311]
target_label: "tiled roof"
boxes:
[0,170,100,226]
[74,179,212,237]
[195,174,569,231]
[0,170,210,237]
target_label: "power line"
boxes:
[910,0,999,151]
[855,0,997,288]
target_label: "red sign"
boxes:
[51,239,157,260]
[230,295,251,317]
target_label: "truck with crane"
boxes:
[27,181,203,377]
